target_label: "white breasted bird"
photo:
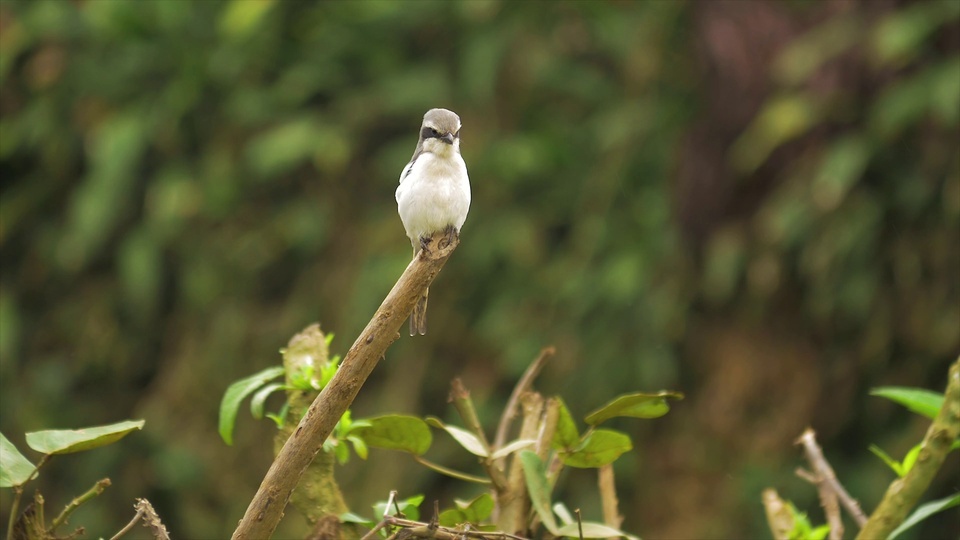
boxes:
[396,108,471,336]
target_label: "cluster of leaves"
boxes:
[1,420,144,538]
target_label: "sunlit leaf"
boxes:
[888,492,960,540]
[219,366,285,445]
[426,417,488,457]
[553,397,580,450]
[870,387,942,420]
[1,432,35,487]
[438,493,494,527]
[353,415,431,455]
[869,444,904,477]
[519,450,559,534]
[25,420,144,455]
[560,429,633,468]
[250,382,285,420]
[373,494,424,521]
[585,391,684,426]
[900,443,922,475]
[490,439,536,460]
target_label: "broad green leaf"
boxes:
[585,391,684,426]
[250,382,285,419]
[490,439,536,460]
[426,417,488,457]
[519,450,559,534]
[219,366,285,445]
[888,492,960,540]
[26,420,144,455]
[869,444,904,476]
[870,387,942,420]
[438,493,494,527]
[373,494,424,521]
[553,397,580,450]
[560,429,633,468]
[353,415,431,455]
[556,521,639,540]
[1,432,35,487]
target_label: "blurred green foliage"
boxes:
[0,0,957,538]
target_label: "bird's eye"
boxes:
[421,127,440,139]
[454,129,460,138]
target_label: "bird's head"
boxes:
[419,108,462,157]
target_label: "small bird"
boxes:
[396,108,471,336]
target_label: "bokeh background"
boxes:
[1,0,958,538]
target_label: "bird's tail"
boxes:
[410,287,428,336]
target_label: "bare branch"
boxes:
[493,347,555,450]
[232,231,460,540]
[598,464,622,532]
[762,488,794,540]
[797,428,868,530]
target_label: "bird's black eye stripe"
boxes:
[421,127,440,139]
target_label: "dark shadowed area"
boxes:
[1,0,957,539]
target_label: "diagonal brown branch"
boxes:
[856,357,960,540]
[796,428,867,538]
[231,231,460,540]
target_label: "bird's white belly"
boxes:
[397,155,470,243]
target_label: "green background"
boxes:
[0,0,957,538]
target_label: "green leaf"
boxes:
[438,493,494,527]
[870,387,942,420]
[219,366,285,445]
[250,382,285,420]
[519,450,559,534]
[900,443,922,475]
[426,417,488,457]
[560,429,633,468]
[869,444,904,476]
[25,420,144,455]
[584,391,684,426]
[553,397,580,450]
[347,436,368,460]
[339,512,373,526]
[888,492,960,540]
[353,415,432,455]
[373,494,424,521]
[490,439,536,460]
[552,502,575,526]
[1,432,36,487]
[556,521,639,540]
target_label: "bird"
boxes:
[396,108,471,336]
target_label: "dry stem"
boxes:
[231,231,459,540]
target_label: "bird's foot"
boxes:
[438,225,459,250]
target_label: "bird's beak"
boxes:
[441,133,455,145]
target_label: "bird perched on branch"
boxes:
[396,108,471,336]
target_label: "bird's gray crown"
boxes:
[420,108,461,143]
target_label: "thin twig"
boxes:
[857,358,960,540]
[110,508,145,540]
[493,347,555,450]
[575,508,583,540]
[450,378,508,490]
[797,428,868,528]
[232,231,460,540]
[51,478,111,531]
